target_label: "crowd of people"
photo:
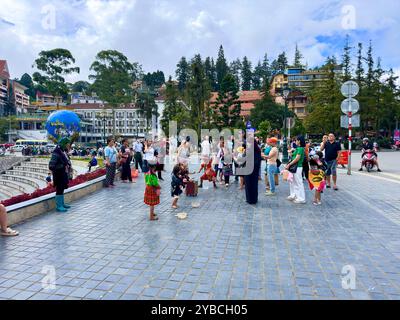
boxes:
[0,131,382,234]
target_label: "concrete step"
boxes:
[16,165,49,174]
[0,179,34,194]
[5,170,48,181]
[0,174,42,190]
[0,184,17,198]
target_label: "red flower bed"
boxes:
[1,168,106,207]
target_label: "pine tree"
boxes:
[342,35,352,81]
[293,44,304,68]
[252,61,264,90]
[204,57,217,91]
[304,57,342,134]
[216,45,228,91]
[355,43,364,85]
[160,77,190,136]
[176,57,189,92]
[241,56,252,91]
[185,54,211,137]
[214,73,240,129]
[229,58,242,89]
[271,52,288,75]
[261,53,271,84]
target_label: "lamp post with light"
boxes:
[282,87,291,164]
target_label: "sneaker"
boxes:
[294,199,306,204]
[287,196,296,201]
[377,169,382,172]
[313,201,321,206]
[359,168,363,171]
[265,191,276,196]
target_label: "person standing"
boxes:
[104,137,118,188]
[144,163,161,221]
[320,133,341,190]
[120,138,133,183]
[49,137,72,212]
[286,136,306,204]
[0,204,19,236]
[143,140,155,174]
[244,135,262,205]
[264,137,279,196]
[133,139,144,172]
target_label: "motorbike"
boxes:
[361,149,377,172]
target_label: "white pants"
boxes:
[289,167,305,202]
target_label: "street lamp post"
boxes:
[136,119,139,140]
[282,87,291,164]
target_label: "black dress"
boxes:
[49,146,70,195]
[244,142,262,204]
[120,146,133,182]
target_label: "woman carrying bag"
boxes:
[285,135,306,204]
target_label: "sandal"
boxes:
[1,228,19,237]
[150,216,159,221]
[333,186,339,191]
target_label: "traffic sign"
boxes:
[341,81,359,98]
[341,114,360,128]
[286,117,295,129]
[341,98,360,114]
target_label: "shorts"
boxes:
[326,160,337,176]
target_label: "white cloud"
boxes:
[0,0,399,83]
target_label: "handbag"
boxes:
[288,162,298,174]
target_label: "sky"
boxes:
[0,0,399,84]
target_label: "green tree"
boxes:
[0,116,18,142]
[304,57,342,134]
[252,61,264,90]
[18,73,36,100]
[229,58,242,89]
[71,81,91,94]
[204,57,217,91]
[137,91,158,131]
[89,50,134,136]
[342,35,352,81]
[214,73,241,129]
[355,43,364,85]
[185,54,211,138]
[143,70,165,89]
[160,77,191,136]
[176,57,189,92]
[250,83,289,130]
[241,56,252,91]
[216,45,228,91]
[271,52,288,75]
[257,120,272,141]
[32,48,80,106]
[293,44,304,68]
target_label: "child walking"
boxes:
[308,151,327,206]
[171,164,185,209]
[198,156,217,188]
[144,163,161,220]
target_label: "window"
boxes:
[296,107,305,114]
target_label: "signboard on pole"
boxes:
[341,114,360,128]
[394,129,400,141]
[341,98,360,114]
[341,81,359,98]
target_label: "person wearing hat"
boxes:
[263,137,279,196]
[49,137,72,212]
[359,137,381,172]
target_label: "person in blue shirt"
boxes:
[104,137,118,188]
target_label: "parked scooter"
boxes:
[392,141,400,151]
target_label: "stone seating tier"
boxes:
[5,170,48,181]
[0,175,41,189]
[0,179,34,194]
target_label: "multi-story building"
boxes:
[0,60,10,116]
[71,92,103,104]
[11,80,30,115]
[34,92,65,108]
[70,103,149,144]
[0,60,30,116]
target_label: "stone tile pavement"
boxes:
[1,164,400,300]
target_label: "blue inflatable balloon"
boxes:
[46,110,81,142]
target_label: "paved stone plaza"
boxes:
[1,160,400,300]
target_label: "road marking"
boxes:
[349,171,400,184]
